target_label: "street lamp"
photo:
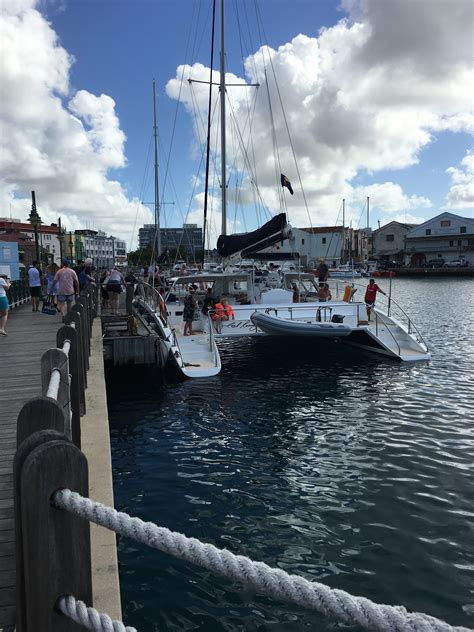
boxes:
[27,190,42,264]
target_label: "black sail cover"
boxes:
[217,213,288,258]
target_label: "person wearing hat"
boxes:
[183,285,197,336]
[52,259,79,319]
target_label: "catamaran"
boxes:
[134,1,430,377]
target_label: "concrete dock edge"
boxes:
[81,319,122,619]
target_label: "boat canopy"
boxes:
[217,213,289,258]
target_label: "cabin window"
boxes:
[425,229,431,235]
[322,237,326,244]
[386,234,394,242]
[440,220,451,227]
[460,226,466,233]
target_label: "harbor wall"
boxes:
[80,318,122,619]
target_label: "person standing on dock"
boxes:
[364,278,386,322]
[27,260,42,312]
[52,259,79,319]
[0,273,11,335]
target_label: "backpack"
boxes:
[78,270,88,290]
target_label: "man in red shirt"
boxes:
[364,278,386,322]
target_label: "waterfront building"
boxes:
[0,218,62,266]
[74,229,126,268]
[372,221,415,263]
[405,212,474,266]
[260,226,372,267]
[0,240,20,280]
[138,223,203,261]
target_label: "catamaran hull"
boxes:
[250,312,352,338]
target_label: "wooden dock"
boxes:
[0,303,63,630]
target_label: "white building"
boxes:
[405,212,474,265]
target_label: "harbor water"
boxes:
[107,278,474,631]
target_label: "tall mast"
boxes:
[342,198,345,264]
[153,79,161,257]
[219,0,227,236]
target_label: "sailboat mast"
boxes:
[153,79,161,257]
[219,0,227,236]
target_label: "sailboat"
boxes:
[135,1,430,377]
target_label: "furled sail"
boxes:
[217,213,289,258]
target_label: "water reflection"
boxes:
[108,279,474,631]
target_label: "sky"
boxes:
[0,0,473,252]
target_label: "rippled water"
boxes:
[108,278,474,631]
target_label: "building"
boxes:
[372,221,415,262]
[0,218,62,265]
[405,212,474,265]
[138,223,203,261]
[72,229,127,268]
[0,240,21,280]
[260,225,372,267]
[113,238,127,267]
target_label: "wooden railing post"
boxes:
[41,348,71,440]
[14,429,70,632]
[71,303,89,372]
[57,325,82,447]
[17,438,92,630]
[64,311,86,412]
[76,296,91,357]
[16,397,66,448]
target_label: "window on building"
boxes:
[458,239,462,246]
[449,240,454,247]
[322,237,326,244]
[440,220,451,227]
[301,238,305,245]
[460,226,466,234]
[425,229,431,235]
[3,248,11,259]
[386,234,395,242]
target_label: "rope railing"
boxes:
[56,595,137,632]
[53,489,470,632]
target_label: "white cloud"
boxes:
[167,0,472,231]
[0,1,147,248]
[445,151,474,209]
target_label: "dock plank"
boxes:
[0,303,62,628]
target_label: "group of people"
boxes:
[182,286,234,336]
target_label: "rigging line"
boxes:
[355,198,367,230]
[189,81,221,185]
[160,0,200,226]
[324,201,343,260]
[264,68,286,218]
[254,1,313,229]
[202,0,217,265]
[225,92,271,220]
[129,132,154,258]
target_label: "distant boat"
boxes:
[328,264,362,279]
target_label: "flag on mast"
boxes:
[280,173,294,195]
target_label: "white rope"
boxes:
[54,489,471,632]
[46,368,61,399]
[57,594,137,632]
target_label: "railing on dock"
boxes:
[7,279,30,309]
[14,286,98,631]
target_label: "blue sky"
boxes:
[1,0,473,250]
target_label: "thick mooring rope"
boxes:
[56,595,136,631]
[53,489,471,632]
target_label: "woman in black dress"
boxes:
[183,287,197,336]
